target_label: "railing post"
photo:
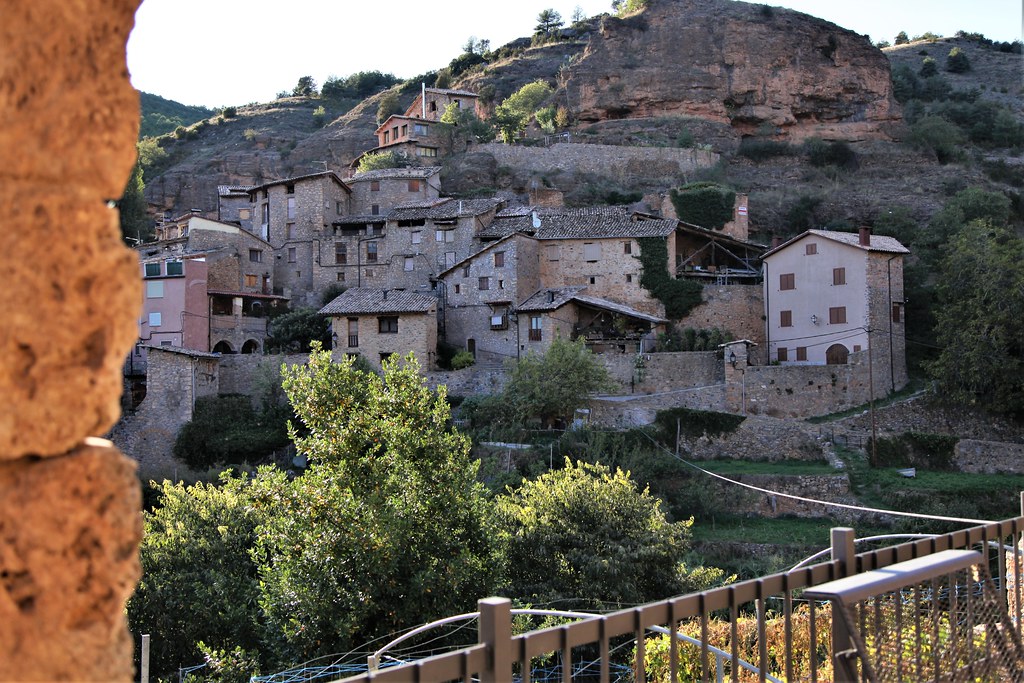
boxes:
[831,527,857,682]
[478,597,512,683]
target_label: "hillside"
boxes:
[138,0,1023,236]
[138,91,214,138]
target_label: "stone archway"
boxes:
[213,340,235,354]
[241,339,260,354]
[825,343,850,365]
[1,1,144,679]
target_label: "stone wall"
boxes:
[0,1,144,677]
[953,440,1024,474]
[480,142,718,185]
[600,351,721,393]
[680,415,829,462]
[589,385,728,428]
[837,394,1024,443]
[731,351,873,418]
[676,284,765,346]
[726,474,864,522]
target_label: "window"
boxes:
[416,147,437,157]
[583,242,601,262]
[624,241,632,254]
[833,267,846,286]
[494,251,505,267]
[337,272,346,282]
[408,179,420,192]
[462,265,470,277]
[249,249,262,263]
[777,346,788,362]
[165,260,183,276]
[335,243,347,264]
[780,310,792,327]
[347,318,358,347]
[285,183,295,195]
[529,316,542,341]
[261,203,269,223]
[382,131,390,144]
[892,302,903,323]
[365,269,374,279]
[146,281,163,298]
[160,340,173,347]
[244,274,257,287]
[626,274,633,283]
[796,346,807,361]
[490,308,508,330]
[414,123,428,135]
[144,262,160,277]
[546,245,560,261]
[336,201,344,215]
[148,312,162,327]
[478,276,490,290]
[285,223,294,239]
[444,251,456,269]
[370,180,380,192]
[238,208,251,220]
[436,229,454,243]
[454,284,461,294]
[411,231,422,244]
[429,101,437,112]
[288,247,297,263]
[366,242,378,263]
[391,126,398,139]
[779,273,795,290]
[287,196,296,219]
[829,306,847,324]
[401,124,407,137]
[498,279,505,289]
[371,204,380,216]
[378,316,398,333]
[589,276,596,285]
[404,256,414,272]
[805,243,817,255]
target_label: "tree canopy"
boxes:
[291,75,317,97]
[493,80,554,143]
[535,9,563,36]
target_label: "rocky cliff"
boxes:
[567,0,901,141]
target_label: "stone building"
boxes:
[358,87,480,164]
[346,166,442,216]
[217,184,256,233]
[321,288,439,371]
[761,227,909,396]
[247,171,352,307]
[438,233,541,362]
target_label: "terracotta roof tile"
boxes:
[763,229,910,258]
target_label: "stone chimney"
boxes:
[771,235,783,249]
[529,186,564,208]
[720,193,750,242]
[859,226,872,247]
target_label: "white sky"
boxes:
[127,0,1023,109]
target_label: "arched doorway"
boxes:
[241,339,259,354]
[212,340,234,354]
[825,343,849,365]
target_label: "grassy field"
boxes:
[696,459,838,476]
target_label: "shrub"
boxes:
[221,106,237,118]
[450,350,475,370]
[356,151,405,172]
[653,406,745,441]
[312,105,326,128]
[805,138,858,170]
[243,128,258,141]
[655,326,734,352]
[786,194,823,230]
[670,181,735,229]
[737,137,795,162]
[908,115,966,163]
[946,46,971,73]
[637,237,703,318]
[676,128,694,148]
[173,395,290,470]
[919,56,938,77]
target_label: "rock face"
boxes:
[567,0,901,141]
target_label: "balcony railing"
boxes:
[336,514,1024,683]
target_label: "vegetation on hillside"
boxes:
[138,91,214,138]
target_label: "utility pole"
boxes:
[867,327,877,467]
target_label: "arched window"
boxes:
[825,344,849,365]
[241,339,260,354]
[212,340,234,354]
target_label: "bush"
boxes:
[804,138,858,170]
[653,407,745,442]
[736,137,795,162]
[221,106,237,119]
[655,326,733,352]
[868,432,959,470]
[786,194,823,230]
[670,181,735,230]
[919,56,938,77]
[908,115,966,163]
[356,151,405,173]
[312,105,326,128]
[946,46,971,73]
[451,350,475,370]
[637,237,704,318]
[173,395,290,470]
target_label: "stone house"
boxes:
[134,254,208,375]
[761,227,909,396]
[320,288,439,371]
[217,184,256,233]
[246,171,352,307]
[359,87,480,164]
[438,233,541,362]
[346,166,442,216]
[485,206,678,317]
[515,286,668,355]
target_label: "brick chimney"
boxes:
[771,235,782,248]
[859,226,872,247]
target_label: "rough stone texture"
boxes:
[0,440,142,681]
[568,0,900,141]
[837,394,1024,443]
[590,384,728,428]
[680,415,829,462]
[601,351,721,394]
[953,440,1024,475]
[1,5,147,675]
[725,474,865,522]
[675,284,765,347]
[1,0,142,459]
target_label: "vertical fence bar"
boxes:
[478,597,511,683]
[831,527,856,680]
[783,575,794,683]
[700,597,710,683]
[669,599,678,683]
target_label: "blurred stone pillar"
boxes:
[0,0,144,680]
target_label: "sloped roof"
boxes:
[487,206,676,240]
[246,171,350,194]
[389,197,503,222]
[424,87,479,97]
[516,287,666,323]
[141,345,221,359]
[319,288,437,315]
[350,166,441,182]
[437,233,528,278]
[217,184,256,197]
[763,229,910,258]
[570,294,667,324]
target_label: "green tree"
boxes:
[895,31,910,45]
[613,0,649,17]
[907,115,965,164]
[504,337,612,426]
[128,471,280,677]
[946,46,971,73]
[435,102,494,153]
[172,395,290,470]
[493,80,554,142]
[266,307,331,353]
[376,90,402,124]
[256,349,494,659]
[927,221,1024,414]
[919,56,938,77]
[535,8,563,37]
[670,181,735,230]
[118,160,150,244]
[292,75,317,97]
[493,460,722,609]
[356,150,405,173]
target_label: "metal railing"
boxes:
[336,515,1024,682]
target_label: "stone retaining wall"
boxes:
[601,351,721,393]
[954,439,1024,474]
[681,415,828,462]
[838,394,1024,443]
